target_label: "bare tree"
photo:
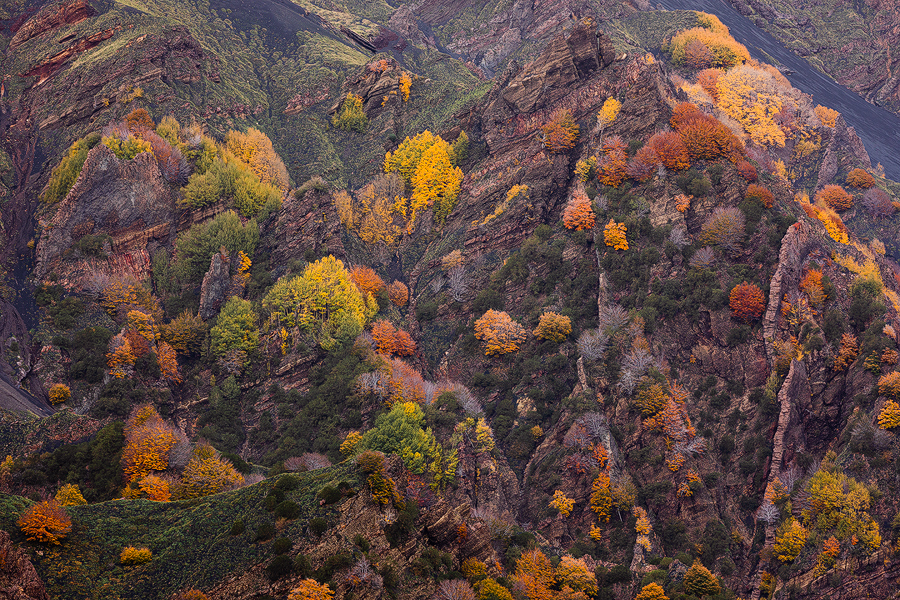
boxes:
[598,304,630,334]
[622,347,654,377]
[778,465,801,492]
[356,372,386,398]
[758,501,780,524]
[577,329,609,361]
[448,266,469,302]
[669,225,690,249]
[617,369,639,396]
[689,246,716,269]
[434,580,476,600]
[579,412,607,439]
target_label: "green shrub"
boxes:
[49,297,85,329]
[274,500,300,519]
[309,517,329,536]
[255,522,275,541]
[275,474,300,491]
[173,210,259,284]
[272,537,292,555]
[332,93,368,132]
[73,233,111,257]
[318,486,341,505]
[229,519,245,535]
[267,555,293,580]
[295,554,312,577]
[42,133,101,205]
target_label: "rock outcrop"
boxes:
[35,144,174,287]
[815,115,873,189]
[0,530,50,600]
[199,249,233,320]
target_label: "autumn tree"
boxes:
[878,400,900,429]
[683,39,713,69]
[646,131,689,171]
[138,474,171,501]
[800,269,826,307]
[18,500,72,544]
[288,580,334,600]
[846,168,875,189]
[550,490,575,516]
[121,405,178,483]
[700,206,745,253]
[350,266,386,300]
[55,484,87,506]
[604,220,628,250]
[774,518,808,562]
[388,280,409,306]
[534,312,572,342]
[542,110,580,153]
[225,127,289,191]
[814,105,839,128]
[513,549,555,600]
[683,562,720,598]
[716,64,795,147]
[263,256,377,351]
[157,341,180,384]
[177,443,244,499]
[597,148,628,187]
[627,146,659,182]
[435,580,477,600]
[815,185,853,211]
[563,191,595,231]
[107,333,136,379]
[729,282,765,322]
[597,97,621,144]
[736,159,757,182]
[670,22,749,68]
[833,333,859,371]
[745,183,773,208]
[697,68,723,101]
[161,310,206,356]
[556,556,597,596]
[475,579,513,600]
[634,582,669,600]
[474,310,526,356]
[878,371,900,399]
[48,384,71,405]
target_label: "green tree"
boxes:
[263,256,377,350]
[211,298,259,364]
[173,211,259,284]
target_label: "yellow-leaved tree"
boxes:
[716,64,795,147]
[263,256,378,350]
[176,443,244,499]
[121,405,178,483]
[474,310,526,356]
[225,127,289,191]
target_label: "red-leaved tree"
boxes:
[729,282,765,322]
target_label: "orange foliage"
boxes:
[646,131,689,171]
[288,579,334,600]
[107,333,136,379]
[729,282,765,322]
[590,472,612,523]
[833,333,859,371]
[676,110,743,162]
[603,220,628,250]
[697,68,723,101]
[745,183,774,208]
[372,320,397,355]
[157,341,181,384]
[683,39,713,69]
[393,330,416,356]
[387,359,427,404]
[814,105,839,128]
[563,191,595,231]
[124,108,155,132]
[799,269,826,306]
[48,384,71,405]
[474,310,526,356]
[670,103,702,130]
[121,405,177,483]
[815,185,853,211]
[846,168,875,189]
[514,549,556,600]
[350,266,386,299]
[736,160,757,182]
[597,148,628,187]
[18,500,71,544]
[388,280,409,306]
[138,474,171,501]
[542,110,580,153]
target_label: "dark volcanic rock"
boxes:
[0,530,50,600]
[9,0,96,50]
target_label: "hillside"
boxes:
[1,2,900,600]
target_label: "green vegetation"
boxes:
[41,133,101,205]
[173,211,259,285]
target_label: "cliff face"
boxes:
[35,144,174,287]
[0,530,49,600]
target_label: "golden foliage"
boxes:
[846,168,875,189]
[833,333,859,371]
[120,546,153,565]
[340,431,363,456]
[474,310,526,356]
[121,405,177,483]
[774,518,808,562]
[160,310,205,356]
[55,484,86,506]
[441,250,464,271]
[288,579,334,600]
[138,474,171,501]
[399,72,412,101]
[533,312,572,342]
[814,105,839,128]
[670,25,750,68]
[225,128,289,191]
[683,562,721,597]
[716,64,792,147]
[107,333,136,379]
[800,269,826,307]
[597,98,621,130]
[635,582,669,600]
[550,490,575,517]
[18,500,71,544]
[590,472,612,523]
[878,400,900,429]
[603,220,628,250]
[177,443,244,499]
[48,384,71,405]
[574,156,597,182]
[815,185,853,211]
[878,371,900,399]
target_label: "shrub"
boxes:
[319,486,342,505]
[815,185,853,211]
[230,519,245,535]
[846,168,875,189]
[288,579,334,600]
[48,384,71,405]
[309,517,329,536]
[332,92,368,132]
[700,206,744,253]
[736,159,757,181]
[120,546,153,565]
[273,537,292,555]
[268,555,294,580]
[474,310,526,356]
[878,372,900,399]
[275,500,301,519]
[103,133,152,160]
[729,282,765,322]
[634,582,668,600]
[542,110,580,153]
[42,133,102,204]
[746,183,773,208]
[255,522,275,541]
[670,25,750,68]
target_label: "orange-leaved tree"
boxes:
[513,549,556,600]
[635,582,669,600]
[121,405,178,483]
[814,105,839,128]
[350,266,386,300]
[542,109,579,153]
[563,191,595,231]
[388,280,409,306]
[18,499,72,544]
[745,183,773,208]
[157,341,181,384]
[736,159,757,182]
[729,282,765,322]
[474,310,526,356]
[646,131,689,171]
[815,185,853,211]
[627,145,659,182]
[697,68,723,101]
[846,168,875,189]
[597,148,628,187]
